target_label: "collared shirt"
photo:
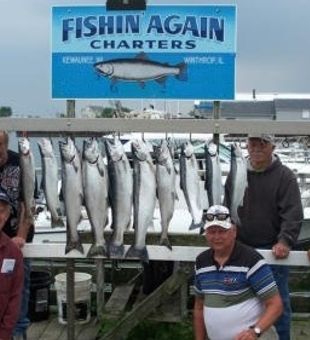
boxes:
[0,231,24,339]
[194,241,278,340]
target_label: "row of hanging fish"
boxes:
[18,136,248,262]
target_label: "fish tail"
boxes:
[87,244,108,258]
[56,207,63,217]
[125,246,149,263]
[108,243,125,258]
[176,62,188,81]
[65,240,84,254]
[159,235,172,251]
[189,220,204,230]
[51,216,65,228]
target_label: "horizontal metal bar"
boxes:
[22,243,310,266]
[2,118,310,135]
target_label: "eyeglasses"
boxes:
[205,213,230,222]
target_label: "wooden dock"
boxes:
[27,317,100,340]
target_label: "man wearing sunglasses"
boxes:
[224,134,303,340]
[193,205,283,340]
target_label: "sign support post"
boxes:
[66,99,76,340]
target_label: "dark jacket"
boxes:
[0,232,24,339]
[225,155,303,248]
[0,150,34,242]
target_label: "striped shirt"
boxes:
[194,241,278,340]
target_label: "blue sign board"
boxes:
[52,5,236,100]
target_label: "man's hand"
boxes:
[272,242,290,259]
[234,328,257,339]
[11,236,26,248]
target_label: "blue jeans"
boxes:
[13,258,31,336]
[271,265,291,340]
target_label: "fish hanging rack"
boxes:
[5,98,310,139]
[8,117,310,139]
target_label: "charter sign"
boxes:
[52,5,236,100]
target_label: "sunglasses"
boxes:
[205,213,230,222]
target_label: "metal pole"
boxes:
[66,100,76,119]
[66,260,75,339]
[66,99,75,340]
[96,259,105,320]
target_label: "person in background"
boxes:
[0,131,34,340]
[194,205,283,340]
[308,249,310,261]
[225,134,303,340]
[0,187,24,340]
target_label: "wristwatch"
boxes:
[249,325,262,338]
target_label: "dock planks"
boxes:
[27,316,100,340]
[104,283,135,318]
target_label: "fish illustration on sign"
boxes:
[94,53,187,89]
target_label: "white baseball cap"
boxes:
[248,134,275,144]
[203,205,232,231]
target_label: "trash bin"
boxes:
[28,270,52,322]
[54,272,92,325]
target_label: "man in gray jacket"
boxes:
[225,134,303,340]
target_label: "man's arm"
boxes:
[12,202,30,248]
[235,293,283,340]
[277,174,303,250]
[273,178,303,259]
[193,296,207,340]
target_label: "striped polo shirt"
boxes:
[194,241,278,340]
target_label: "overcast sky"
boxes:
[1,0,310,116]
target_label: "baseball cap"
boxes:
[203,205,232,231]
[248,134,275,144]
[0,187,12,206]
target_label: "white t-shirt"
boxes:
[204,297,263,340]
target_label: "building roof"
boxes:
[194,95,310,119]
[275,99,310,111]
